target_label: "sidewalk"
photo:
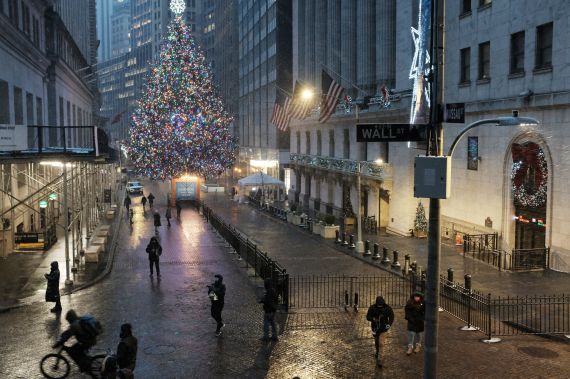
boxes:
[204,193,570,378]
[0,208,119,310]
[205,193,570,297]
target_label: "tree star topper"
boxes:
[170,0,185,15]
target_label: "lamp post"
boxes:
[356,159,384,254]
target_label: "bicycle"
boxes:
[40,344,106,379]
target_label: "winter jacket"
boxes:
[261,287,278,313]
[405,295,425,333]
[209,281,226,304]
[165,207,172,219]
[146,240,162,261]
[117,335,138,371]
[45,265,60,302]
[366,297,395,334]
[153,213,161,227]
[59,320,96,348]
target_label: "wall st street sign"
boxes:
[443,102,465,123]
[356,123,427,142]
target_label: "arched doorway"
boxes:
[511,142,548,249]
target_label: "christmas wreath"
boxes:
[511,143,548,208]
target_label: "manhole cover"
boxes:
[518,346,559,359]
[144,344,177,355]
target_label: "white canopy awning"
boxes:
[238,172,284,187]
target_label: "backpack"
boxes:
[79,314,103,339]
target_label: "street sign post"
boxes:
[356,123,427,142]
[443,103,465,123]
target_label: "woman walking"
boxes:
[405,291,425,355]
[45,261,61,313]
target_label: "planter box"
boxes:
[312,222,323,235]
[321,225,340,239]
[85,245,102,263]
[344,217,355,227]
[292,214,301,225]
[414,229,427,238]
[286,212,293,223]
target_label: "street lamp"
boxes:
[421,112,539,377]
[301,88,314,101]
[356,158,384,253]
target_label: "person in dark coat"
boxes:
[53,310,96,372]
[208,274,226,336]
[405,291,425,355]
[147,193,155,208]
[124,196,131,213]
[116,323,138,378]
[145,237,162,276]
[165,207,172,227]
[153,211,161,234]
[45,261,61,313]
[366,296,395,368]
[176,201,182,219]
[141,195,147,211]
[260,279,278,341]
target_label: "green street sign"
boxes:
[39,200,48,208]
[48,193,57,200]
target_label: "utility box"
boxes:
[414,156,451,199]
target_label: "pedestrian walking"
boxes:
[153,211,161,234]
[44,261,61,313]
[117,323,138,378]
[207,274,226,336]
[405,291,425,355]
[165,206,172,227]
[124,196,131,213]
[259,279,278,341]
[176,200,182,219]
[141,195,147,211]
[146,236,162,277]
[366,296,394,368]
[148,193,155,208]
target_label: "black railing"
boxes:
[462,233,509,270]
[197,201,289,310]
[511,247,550,271]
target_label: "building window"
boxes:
[316,130,322,156]
[26,92,34,124]
[8,0,18,27]
[0,80,9,124]
[478,42,490,80]
[535,22,553,70]
[460,47,470,84]
[329,130,335,157]
[461,0,471,15]
[21,2,30,36]
[14,87,23,125]
[36,96,43,125]
[343,129,350,159]
[296,131,300,153]
[510,31,525,75]
[305,131,311,155]
[467,136,479,170]
[479,0,491,7]
[59,97,64,126]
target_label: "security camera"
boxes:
[512,110,519,117]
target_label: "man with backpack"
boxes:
[208,274,226,336]
[259,279,279,341]
[148,193,155,208]
[53,309,102,372]
[146,236,162,277]
[366,296,394,368]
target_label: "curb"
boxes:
[0,190,125,314]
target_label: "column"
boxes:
[315,0,327,86]
[340,0,356,98]
[326,0,341,77]
[376,0,396,91]
[304,0,316,83]
[356,0,375,96]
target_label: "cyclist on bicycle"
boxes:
[52,310,99,373]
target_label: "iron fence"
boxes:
[197,201,289,309]
[511,248,550,271]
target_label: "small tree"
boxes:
[343,190,355,218]
[414,201,428,233]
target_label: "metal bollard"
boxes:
[335,230,341,244]
[349,234,355,249]
[403,254,411,275]
[448,268,455,283]
[364,240,371,256]
[381,247,390,264]
[391,250,401,268]
[372,243,381,260]
[464,274,472,291]
[342,232,348,246]
[411,260,417,273]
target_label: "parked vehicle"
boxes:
[126,181,143,195]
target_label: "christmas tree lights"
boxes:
[127,17,237,180]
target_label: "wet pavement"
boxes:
[0,181,272,378]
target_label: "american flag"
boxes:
[318,70,344,123]
[271,91,291,131]
[287,81,312,120]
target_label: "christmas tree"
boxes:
[414,201,428,232]
[343,188,355,218]
[127,16,237,180]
